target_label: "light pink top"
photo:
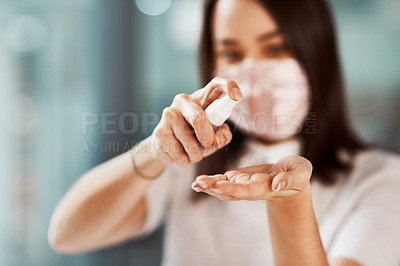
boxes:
[132,137,400,266]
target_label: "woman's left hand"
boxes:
[191,155,313,201]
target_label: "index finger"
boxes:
[193,77,243,109]
[176,98,216,147]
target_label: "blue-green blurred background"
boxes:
[0,0,399,265]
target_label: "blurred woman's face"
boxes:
[211,0,311,143]
[212,0,293,70]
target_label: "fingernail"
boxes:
[232,87,242,100]
[273,181,286,192]
[192,185,201,192]
[280,181,287,190]
[217,135,225,148]
[215,136,221,148]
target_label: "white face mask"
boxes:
[213,58,311,142]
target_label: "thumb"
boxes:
[201,123,232,157]
[269,156,313,192]
[270,171,303,192]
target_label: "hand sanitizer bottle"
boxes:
[205,94,240,128]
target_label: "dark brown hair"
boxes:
[192,0,367,202]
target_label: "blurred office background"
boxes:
[0,0,399,265]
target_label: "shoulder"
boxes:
[355,147,400,170]
[351,148,400,180]
[324,148,400,266]
[340,147,400,196]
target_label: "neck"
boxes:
[249,134,298,146]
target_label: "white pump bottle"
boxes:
[205,94,240,128]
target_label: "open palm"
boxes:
[191,155,312,201]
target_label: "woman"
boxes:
[48,0,400,265]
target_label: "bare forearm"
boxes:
[266,184,329,266]
[48,136,167,253]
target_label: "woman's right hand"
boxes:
[149,77,243,168]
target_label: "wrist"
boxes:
[145,135,171,168]
[131,137,169,179]
[266,182,312,208]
